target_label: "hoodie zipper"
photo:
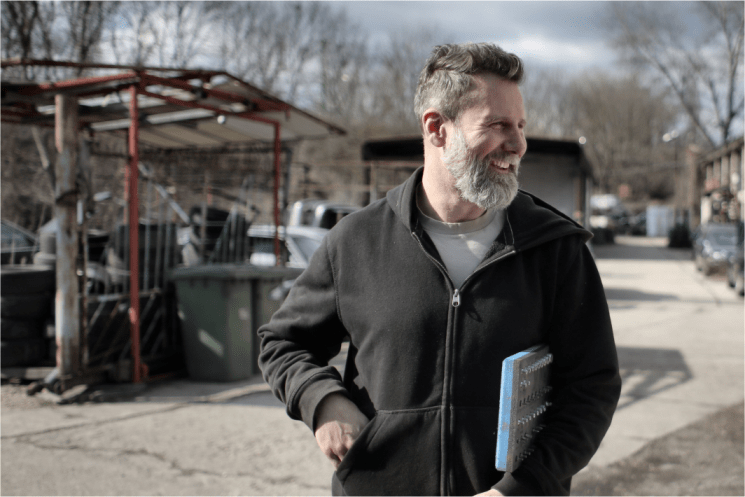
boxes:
[411,230,517,494]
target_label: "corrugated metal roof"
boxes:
[0,60,346,149]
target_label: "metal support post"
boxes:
[54,94,81,382]
[128,84,143,383]
[273,123,282,266]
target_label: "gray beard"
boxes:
[442,130,520,210]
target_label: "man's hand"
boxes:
[475,489,504,496]
[314,393,370,469]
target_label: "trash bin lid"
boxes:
[169,263,303,281]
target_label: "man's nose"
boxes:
[503,129,527,158]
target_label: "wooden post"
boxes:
[54,95,81,382]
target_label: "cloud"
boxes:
[501,34,614,68]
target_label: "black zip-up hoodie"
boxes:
[259,168,621,496]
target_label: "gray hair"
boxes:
[414,42,524,128]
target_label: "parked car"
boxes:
[589,211,615,244]
[246,225,329,301]
[629,212,647,236]
[693,223,738,275]
[247,224,328,268]
[726,222,744,296]
[1,220,38,264]
[287,199,359,230]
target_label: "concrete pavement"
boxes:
[587,236,743,471]
[1,235,743,495]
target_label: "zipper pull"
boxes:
[452,289,461,307]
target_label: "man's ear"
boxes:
[422,109,447,148]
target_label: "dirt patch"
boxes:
[572,401,744,496]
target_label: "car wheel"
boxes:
[736,271,745,297]
[727,266,736,287]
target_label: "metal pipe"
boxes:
[54,94,81,384]
[154,189,165,290]
[144,177,153,291]
[138,75,290,112]
[128,84,143,384]
[18,73,139,96]
[136,88,282,126]
[273,123,282,266]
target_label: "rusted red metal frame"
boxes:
[131,75,285,381]
[136,81,285,267]
[1,58,224,78]
[137,88,280,126]
[138,73,291,113]
[128,84,144,383]
[16,73,139,96]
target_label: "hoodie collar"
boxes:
[386,166,592,251]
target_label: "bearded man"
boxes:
[259,42,621,496]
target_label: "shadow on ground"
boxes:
[593,236,692,262]
[615,347,692,411]
[572,401,744,496]
[604,288,679,302]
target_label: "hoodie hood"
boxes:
[386,166,592,252]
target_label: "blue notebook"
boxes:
[495,344,553,473]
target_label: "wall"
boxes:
[518,153,580,220]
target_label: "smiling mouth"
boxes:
[489,159,515,174]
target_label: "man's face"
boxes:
[442,74,527,210]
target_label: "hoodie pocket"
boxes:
[335,407,441,496]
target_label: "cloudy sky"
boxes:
[337,1,699,73]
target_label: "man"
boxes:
[258,42,621,496]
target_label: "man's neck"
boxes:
[420,161,486,223]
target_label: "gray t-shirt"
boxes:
[416,187,505,288]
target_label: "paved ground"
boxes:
[1,235,743,495]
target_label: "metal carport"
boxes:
[1,59,345,390]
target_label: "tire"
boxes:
[0,293,53,320]
[1,318,45,340]
[1,338,45,367]
[1,266,55,295]
[736,272,745,297]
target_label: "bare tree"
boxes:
[313,10,368,124]
[522,67,576,139]
[1,1,56,80]
[106,1,161,67]
[568,72,679,194]
[211,2,339,104]
[360,28,454,135]
[155,1,215,68]
[608,1,744,148]
[57,1,119,76]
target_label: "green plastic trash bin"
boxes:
[170,264,302,381]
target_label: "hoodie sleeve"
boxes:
[494,238,622,496]
[257,234,350,431]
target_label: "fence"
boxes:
[76,161,263,381]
